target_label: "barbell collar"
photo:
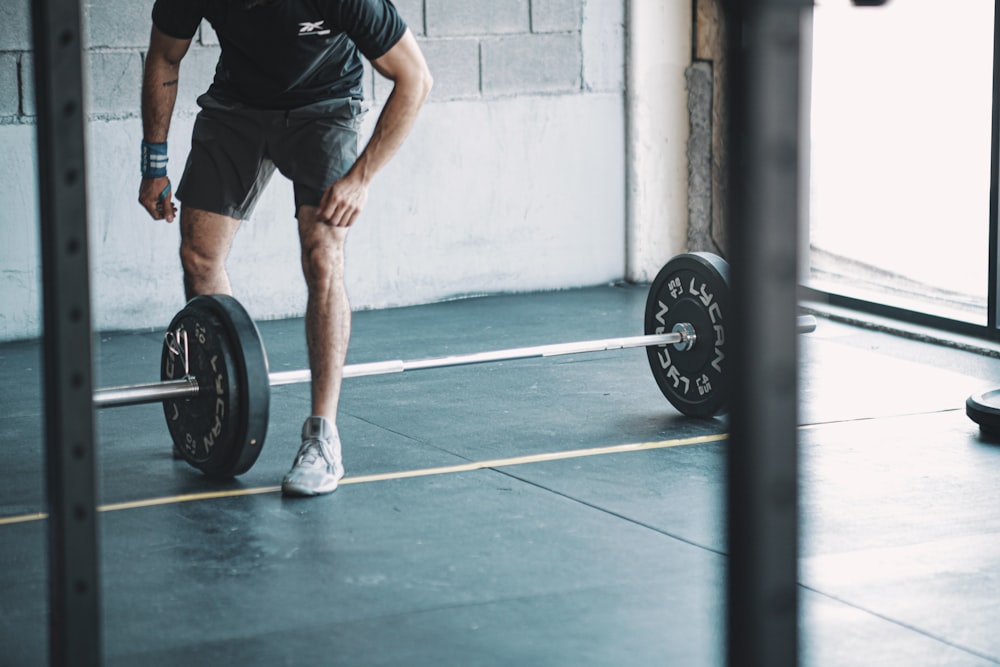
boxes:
[93,375,199,409]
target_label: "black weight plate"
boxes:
[161,295,270,477]
[967,389,1000,437]
[644,252,730,418]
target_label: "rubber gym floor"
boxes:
[3,282,1000,666]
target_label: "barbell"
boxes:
[92,252,817,477]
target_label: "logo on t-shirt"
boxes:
[298,20,331,37]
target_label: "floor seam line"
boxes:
[492,469,728,558]
[800,583,1000,665]
[798,407,963,430]
[343,413,425,444]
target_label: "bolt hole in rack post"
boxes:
[92,252,818,478]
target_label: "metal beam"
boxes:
[989,0,1000,329]
[31,0,101,664]
[722,1,809,666]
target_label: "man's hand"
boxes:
[317,174,369,227]
[311,29,430,228]
[139,176,177,222]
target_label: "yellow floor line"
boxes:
[342,433,727,485]
[0,433,728,527]
[98,487,282,513]
[0,512,48,527]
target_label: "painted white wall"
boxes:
[2,91,629,337]
[0,124,40,339]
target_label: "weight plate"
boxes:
[644,252,730,418]
[967,389,1000,437]
[161,295,270,477]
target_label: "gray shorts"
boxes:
[176,93,365,220]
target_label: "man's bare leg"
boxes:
[281,204,349,497]
[296,204,351,423]
[171,206,240,462]
[179,206,242,299]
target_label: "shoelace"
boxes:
[297,438,334,469]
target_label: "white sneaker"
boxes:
[281,416,344,497]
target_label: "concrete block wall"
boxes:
[0,0,680,343]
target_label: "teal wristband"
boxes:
[141,140,168,178]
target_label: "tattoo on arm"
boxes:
[162,79,179,88]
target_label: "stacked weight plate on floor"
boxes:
[644,252,730,418]
[160,295,271,477]
[967,390,1000,437]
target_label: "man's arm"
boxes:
[317,29,433,227]
[139,26,193,222]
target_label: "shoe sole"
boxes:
[281,478,340,497]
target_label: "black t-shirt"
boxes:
[152,0,407,109]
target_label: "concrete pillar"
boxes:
[626,0,692,282]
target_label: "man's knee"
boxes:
[179,207,240,281]
[298,206,348,286]
[179,239,218,279]
[301,239,346,287]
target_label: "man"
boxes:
[137,0,432,497]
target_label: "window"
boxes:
[808,0,996,327]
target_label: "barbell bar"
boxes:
[94,333,684,408]
[95,320,817,410]
[87,252,818,477]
